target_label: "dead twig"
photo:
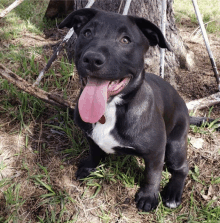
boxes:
[85,0,96,8]
[0,0,25,18]
[186,92,220,111]
[118,0,124,13]
[1,63,220,118]
[192,0,220,90]
[160,0,167,79]
[33,28,74,87]
[123,0,132,15]
[0,64,74,110]
[190,20,216,38]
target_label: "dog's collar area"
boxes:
[98,77,130,125]
[99,115,106,124]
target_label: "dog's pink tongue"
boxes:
[78,77,110,123]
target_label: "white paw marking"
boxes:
[165,201,178,209]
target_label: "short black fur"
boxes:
[60,9,189,212]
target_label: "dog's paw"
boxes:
[76,166,95,180]
[75,159,96,180]
[135,188,159,212]
[161,182,182,208]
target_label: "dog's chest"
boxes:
[90,97,122,154]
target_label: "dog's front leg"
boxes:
[135,151,165,212]
[76,137,106,180]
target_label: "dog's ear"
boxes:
[59,8,98,35]
[129,17,172,51]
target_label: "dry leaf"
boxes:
[190,137,204,149]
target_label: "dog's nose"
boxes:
[82,51,106,71]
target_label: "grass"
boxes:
[0,0,220,222]
[81,156,144,196]
[173,0,220,34]
[0,0,53,40]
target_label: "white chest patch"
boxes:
[90,96,131,154]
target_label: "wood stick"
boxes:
[1,63,220,121]
[33,28,74,87]
[0,64,75,110]
[160,0,167,78]
[190,20,216,38]
[0,0,25,18]
[186,92,220,111]
[192,0,220,90]
[123,0,132,15]
[85,0,96,8]
[118,0,124,13]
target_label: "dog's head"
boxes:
[59,9,171,123]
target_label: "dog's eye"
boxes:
[83,29,92,38]
[120,36,131,44]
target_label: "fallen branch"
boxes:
[118,0,124,13]
[32,28,74,87]
[123,0,132,15]
[0,0,25,18]
[190,20,216,38]
[186,92,220,111]
[85,0,96,8]
[192,0,220,90]
[1,63,220,125]
[159,0,167,79]
[0,64,74,110]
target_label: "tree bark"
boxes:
[46,0,194,87]
[44,0,75,19]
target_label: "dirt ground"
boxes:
[0,18,219,222]
[175,20,220,113]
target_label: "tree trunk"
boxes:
[45,0,194,87]
[44,0,75,18]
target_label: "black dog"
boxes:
[59,9,189,212]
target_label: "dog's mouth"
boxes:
[81,76,130,97]
[79,76,130,124]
